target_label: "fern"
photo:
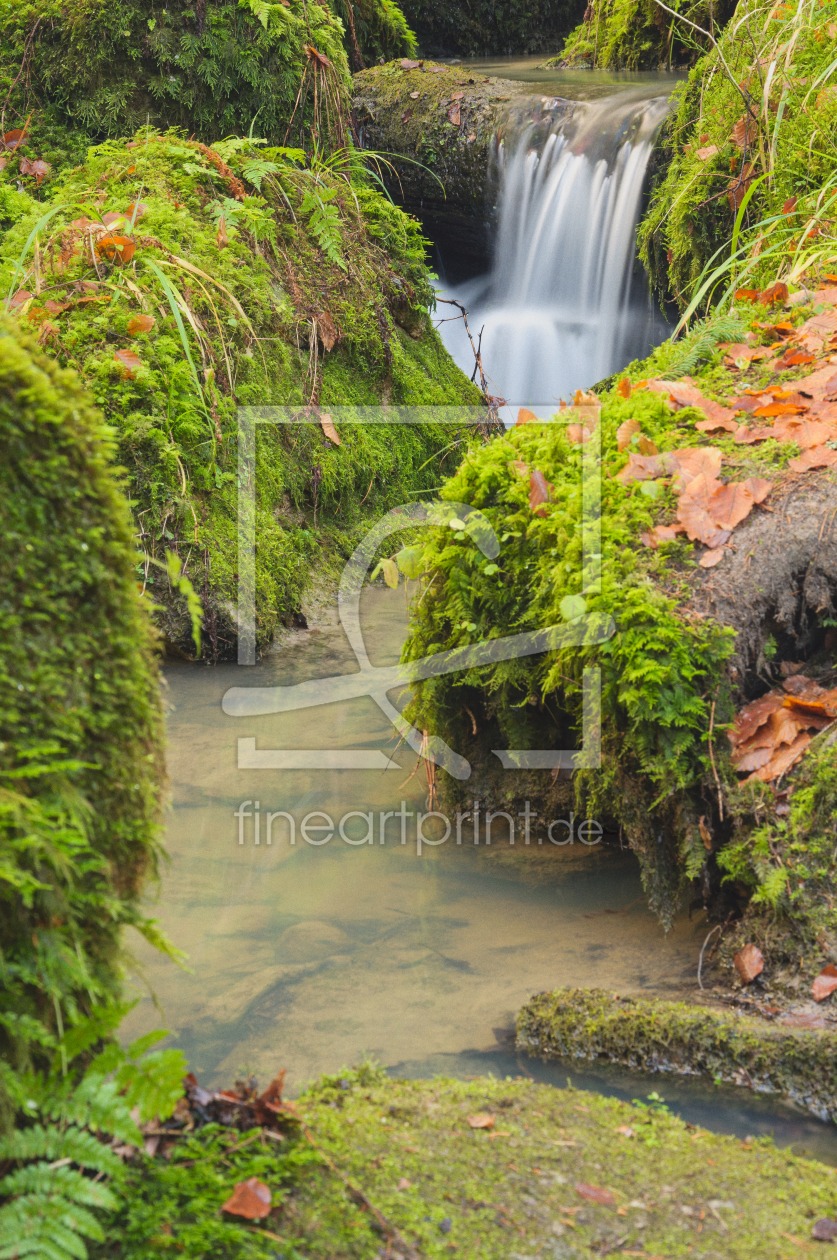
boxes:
[660,314,747,378]
[300,187,347,270]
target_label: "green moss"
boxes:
[0,0,415,153]
[552,0,734,70]
[518,987,837,1120]
[91,1065,837,1258]
[639,0,837,309]
[0,130,482,655]
[0,319,165,1097]
[399,0,586,58]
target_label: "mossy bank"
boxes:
[0,130,485,657]
[93,1065,837,1259]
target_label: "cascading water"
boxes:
[439,88,673,408]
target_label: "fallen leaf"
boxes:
[616,418,640,450]
[127,313,155,335]
[637,434,658,456]
[812,965,837,1002]
[695,414,741,433]
[516,407,538,425]
[566,424,592,444]
[699,547,725,568]
[775,349,816,369]
[617,377,631,398]
[741,476,773,503]
[669,446,722,488]
[760,281,790,305]
[467,1113,496,1129]
[401,109,413,124]
[696,144,719,160]
[710,481,756,529]
[576,1183,615,1207]
[96,234,136,265]
[735,288,760,300]
[448,103,461,127]
[221,1177,272,1220]
[778,1010,826,1029]
[733,943,764,984]
[9,289,32,308]
[722,342,770,367]
[788,446,837,471]
[319,413,340,445]
[44,299,69,315]
[216,216,229,248]
[749,729,811,782]
[617,452,668,484]
[101,210,127,227]
[509,459,529,476]
[753,401,808,417]
[451,91,465,100]
[317,311,339,352]
[398,1177,412,1189]
[783,196,799,215]
[615,1125,635,1138]
[400,58,421,69]
[127,201,148,218]
[1,126,28,152]
[114,348,143,378]
[730,116,759,149]
[529,469,552,515]
[19,156,51,184]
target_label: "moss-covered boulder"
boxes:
[518,987,837,1120]
[353,61,526,272]
[0,130,484,656]
[401,0,587,58]
[0,0,417,150]
[550,0,735,71]
[0,320,165,1094]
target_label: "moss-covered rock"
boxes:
[94,1063,837,1258]
[401,0,587,59]
[353,60,526,272]
[550,0,734,71]
[0,0,417,150]
[0,130,483,657]
[639,1,837,309]
[0,319,166,1096]
[518,987,837,1120]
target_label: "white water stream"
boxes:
[440,87,672,407]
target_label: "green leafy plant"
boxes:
[300,186,346,270]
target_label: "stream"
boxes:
[122,588,837,1164]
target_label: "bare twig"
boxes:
[707,697,724,821]
[698,924,722,990]
[435,296,499,425]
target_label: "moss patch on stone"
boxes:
[518,987,837,1121]
[550,0,734,71]
[0,130,483,655]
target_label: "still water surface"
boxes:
[122,589,837,1162]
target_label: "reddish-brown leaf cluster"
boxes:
[184,1068,298,1131]
[733,943,764,984]
[728,675,837,782]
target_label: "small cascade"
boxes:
[439,88,673,408]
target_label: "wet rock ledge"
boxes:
[352,59,527,273]
[518,987,837,1122]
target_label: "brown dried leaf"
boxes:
[575,1182,615,1207]
[740,476,773,504]
[617,452,667,484]
[566,424,591,444]
[788,446,837,472]
[529,469,552,515]
[730,116,759,149]
[617,377,631,399]
[221,1177,272,1219]
[114,348,142,378]
[699,547,725,568]
[733,943,764,984]
[749,729,811,782]
[760,281,790,306]
[319,413,340,445]
[812,965,837,1002]
[467,1113,496,1129]
[400,58,421,69]
[696,144,719,161]
[127,313,155,335]
[709,481,755,530]
[448,103,461,127]
[637,434,658,456]
[729,692,785,747]
[616,418,640,451]
[516,407,538,426]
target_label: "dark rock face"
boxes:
[353,62,528,277]
[399,0,588,59]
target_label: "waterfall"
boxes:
[438,88,673,409]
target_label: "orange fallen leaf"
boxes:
[566,423,592,444]
[637,434,658,456]
[759,281,789,305]
[575,1182,615,1207]
[221,1177,272,1219]
[127,313,155,335]
[114,348,143,378]
[741,476,773,503]
[467,1113,495,1129]
[617,377,631,399]
[733,943,764,983]
[699,547,725,568]
[788,446,837,471]
[319,413,340,445]
[709,481,756,529]
[616,418,640,450]
[735,287,760,300]
[748,729,811,782]
[753,401,808,417]
[97,233,136,265]
[529,469,552,515]
[516,407,538,425]
[812,965,837,1002]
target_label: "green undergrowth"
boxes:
[0,129,482,655]
[640,0,837,309]
[0,320,169,1109]
[552,0,734,70]
[0,0,415,155]
[83,1064,837,1259]
[399,0,586,58]
[518,987,837,1120]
